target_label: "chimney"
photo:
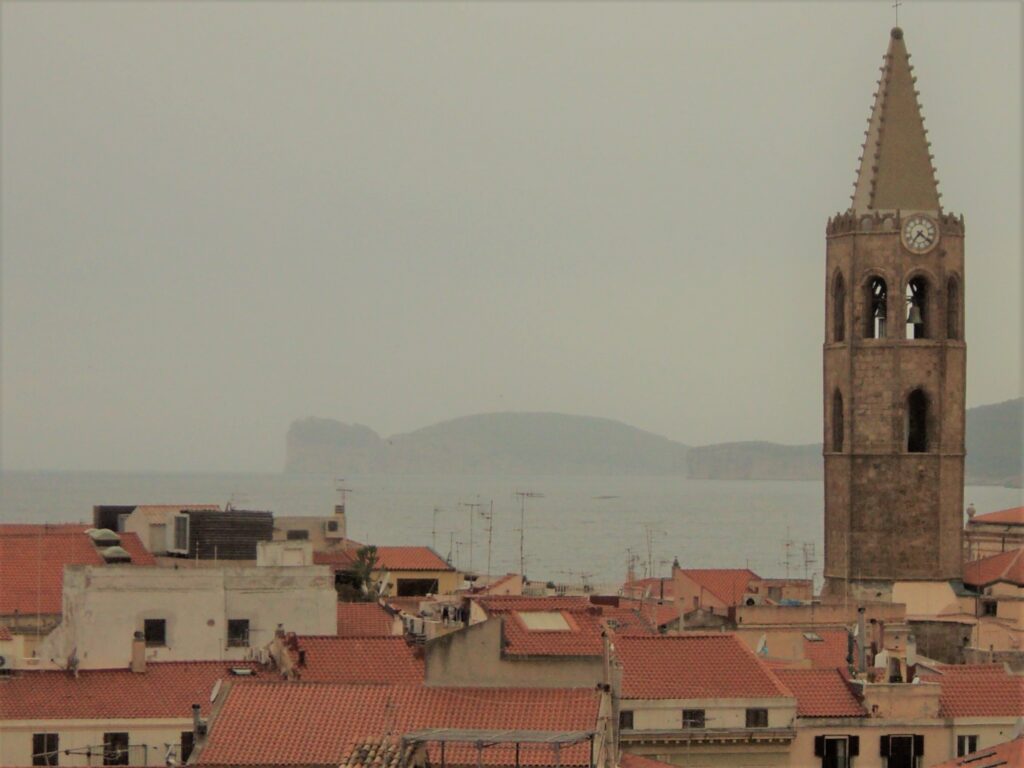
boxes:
[192,703,207,737]
[131,630,146,674]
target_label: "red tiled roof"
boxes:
[921,664,1024,718]
[337,602,397,637]
[803,630,851,670]
[615,634,792,700]
[929,735,1024,768]
[198,684,601,767]
[615,598,677,630]
[0,529,156,615]
[597,604,658,637]
[503,609,606,657]
[373,546,453,572]
[772,668,865,717]
[476,596,591,613]
[290,637,423,684]
[970,507,1024,526]
[963,548,1024,588]
[619,754,678,768]
[622,578,675,601]
[0,661,269,720]
[677,569,758,605]
[314,550,357,570]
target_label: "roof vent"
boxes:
[100,545,132,563]
[88,528,121,545]
[229,667,255,676]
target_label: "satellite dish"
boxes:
[210,679,222,703]
[755,633,768,656]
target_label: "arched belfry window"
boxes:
[865,277,887,339]
[906,389,929,453]
[832,390,844,452]
[906,277,929,339]
[947,276,960,340]
[833,273,846,342]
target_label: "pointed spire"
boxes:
[851,27,941,214]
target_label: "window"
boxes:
[227,619,250,647]
[833,273,846,342]
[103,732,129,766]
[982,601,997,617]
[286,529,309,540]
[745,708,768,728]
[815,735,860,768]
[832,390,844,452]
[396,578,440,597]
[180,732,195,762]
[880,734,923,768]
[32,733,58,766]
[866,276,888,338]
[957,735,978,757]
[906,389,929,453]
[144,619,166,647]
[682,709,705,729]
[947,277,960,340]
[173,516,188,550]
[906,277,929,339]
[619,710,634,730]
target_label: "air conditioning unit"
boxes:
[323,519,343,539]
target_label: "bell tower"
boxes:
[823,28,966,598]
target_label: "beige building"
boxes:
[964,507,1024,561]
[37,562,336,670]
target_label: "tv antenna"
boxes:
[458,499,483,572]
[513,491,544,577]
[478,501,495,577]
[334,478,353,508]
[431,506,442,552]
[641,522,666,579]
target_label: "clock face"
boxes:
[901,214,939,253]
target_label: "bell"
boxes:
[907,304,923,325]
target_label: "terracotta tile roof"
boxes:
[619,754,679,768]
[615,599,677,630]
[0,529,155,616]
[929,735,1024,768]
[677,569,759,605]
[597,604,658,637]
[964,548,1024,588]
[503,609,606,657]
[0,661,269,720]
[290,636,424,684]
[772,669,865,717]
[373,547,453,572]
[803,630,852,670]
[314,550,357,570]
[476,596,592,613]
[337,602,398,637]
[198,684,601,767]
[970,507,1024,526]
[0,625,11,641]
[921,664,1024,718]
[615,634,792,700]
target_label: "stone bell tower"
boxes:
[822,28,966,599]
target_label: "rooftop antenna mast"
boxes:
[641,522,666,579]
[335,478,353,510]
[478,500,495,578]
[431,506,442,552]
[514,491,544,577]
[459,499,482,572]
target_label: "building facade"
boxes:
[823,27,966,598]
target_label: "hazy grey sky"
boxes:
[2,2,1021,472]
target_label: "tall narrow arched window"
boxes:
[947,276,960,340]
[906,277,929,339]
[906,389,929,453]
[833,273,846,342]
[832,390,844,452]
[866,277,887,339]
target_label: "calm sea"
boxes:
[2,471,1020,591]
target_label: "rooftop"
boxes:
[197,684,601,767]
[337,601,398,637]
[963,548,1024,588]
[929,735,1024,768]
[314,546,454,573]
[288,636,424,684]
[772,669,865,717]
[0,527,155,616]
[676,568,759,606]
[969,506,1024,526]
[920,664,1024,718]
[615,634,792,701]
[0,661,269,720]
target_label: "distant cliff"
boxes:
[286,413,690,475]
[286,400,1022,484]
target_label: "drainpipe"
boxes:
[857,607,867,674]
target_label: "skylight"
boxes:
[517,612,571,631]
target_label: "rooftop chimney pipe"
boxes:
[131,630,146,674]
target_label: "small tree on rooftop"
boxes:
[350,545,379,601]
